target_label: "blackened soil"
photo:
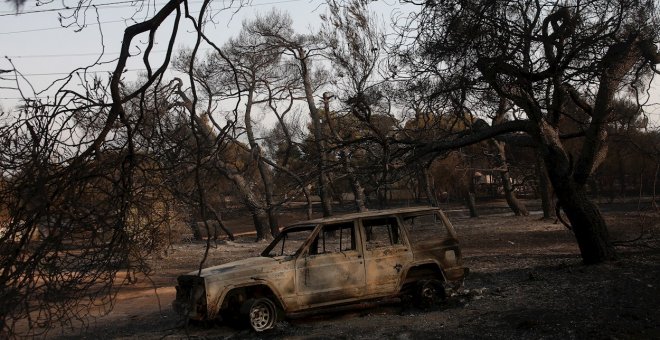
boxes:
[54,209,660,340]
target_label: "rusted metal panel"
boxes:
[363,247,412,294]
[295,251,366,306]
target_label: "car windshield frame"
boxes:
[260,224,318,258]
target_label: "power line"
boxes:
[4,68,147,76]
[2,47,220,59]
[0,0,305,17]
[0,0,138,16]
[5,50,167,59]
[0,97,49,100]
[1,0,306,36]
[0,18,129,35]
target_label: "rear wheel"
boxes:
[241,297,278,332]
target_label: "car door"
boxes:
[295,221,366,307]
[360,216,413,296]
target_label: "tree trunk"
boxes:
[652,162,658,211]
[206,204,234,241]
[349,176,367,212]
[227,173,272,241]
[543,144,615,264]
[254,155,279,236]
[244,86,279,237]
[553,182,615,264]
[535,150,555,219]
[423,166,438,207]
[319,174,333,217]
[466,192,478,217]
[251,208,270,241]
[617,150,626,200]
[297,48,332,217]
[466,171,478,217]
[343,152,367,212]
[493,140,528,216]
[500,170,528,216]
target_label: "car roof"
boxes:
[286,206,442,229]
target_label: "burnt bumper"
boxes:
[173,275,207,319]
[444,266,469,281]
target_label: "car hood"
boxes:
[186,256,286,280]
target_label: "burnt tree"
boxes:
[401,0,660,264]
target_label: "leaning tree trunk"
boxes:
[244,86,280,237]
[227,173,271,241]
[207,205,234,241]
[493,140,528,216]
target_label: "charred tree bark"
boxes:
[298,48,332,217]
[652,163,658,211]
[466,192,478,217]
[423,166,438,207]
[541,130,615,264]
[551,176,615,264]
[227,173,271,241]
[176,84,271,240]
[251,208,271,242]
[490,98,528,216]
[493,140,529,216]
[617,150,626,200]
[536,149,555,219]
[466,170,478,217]
[207,205,234,241]
[244,86,279,237]
[343,153,367,212]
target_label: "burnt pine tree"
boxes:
[1,0,242,335]
[401,0,660,264]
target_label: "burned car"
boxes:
[173,207,468,331]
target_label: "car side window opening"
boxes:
[309,222,356,255]
[403,213,450,243]
[362,217,402,250]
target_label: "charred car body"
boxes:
[173,207,468,331]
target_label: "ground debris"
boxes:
[54,211,660,340]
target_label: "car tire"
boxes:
[414,279,445,308]
[241,297,278,332]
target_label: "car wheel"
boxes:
[414,279,445,308]
[242,297,278,332]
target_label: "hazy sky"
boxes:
[1,0,658,125]
[0,0,348,103]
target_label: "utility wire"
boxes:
[0,18,129,34]
[3,47,216,59]
[1,0,305,36]
[2,68,147,76]
[0,0,305,17]
[5,51,143,59]
[0,0,138,16]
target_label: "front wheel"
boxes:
[241,297,278,332]
[414,279,445,308]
